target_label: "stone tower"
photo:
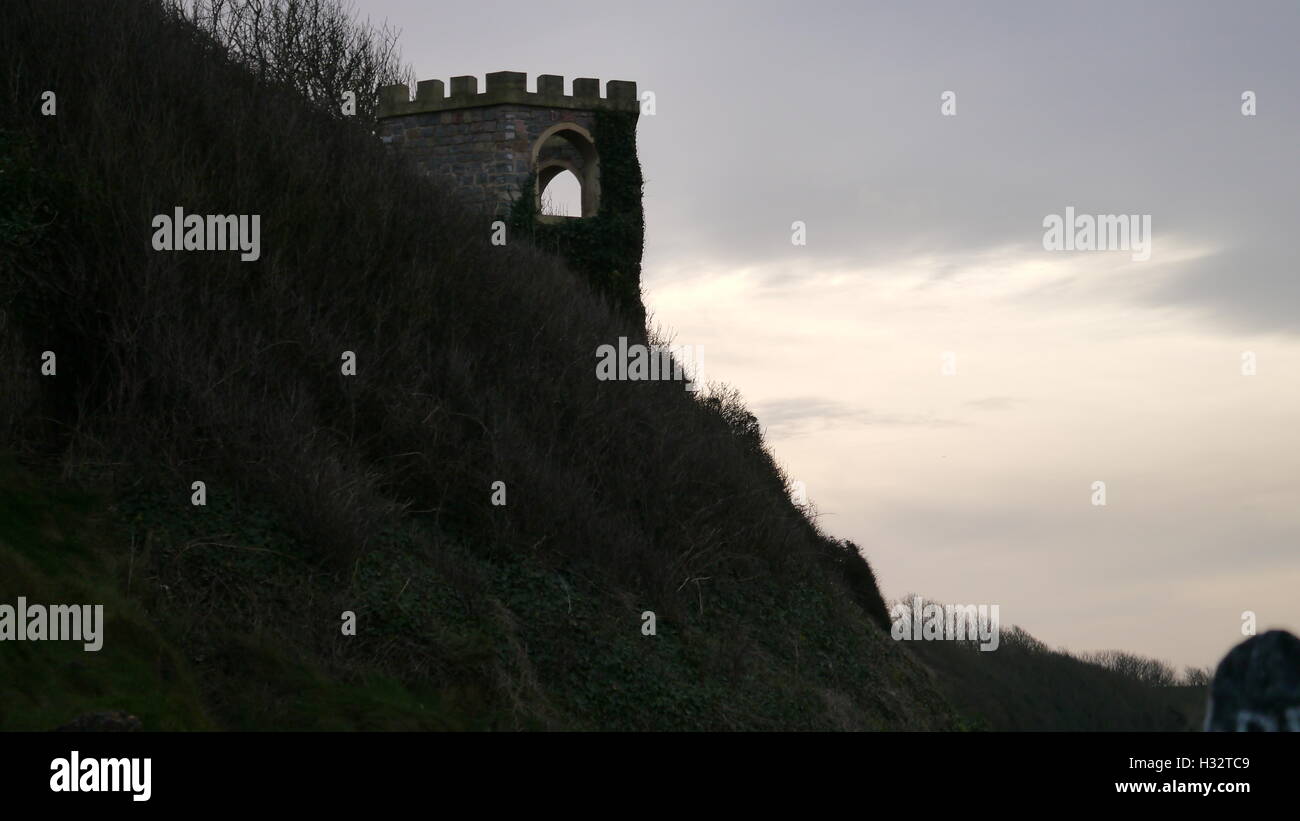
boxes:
[376,72,646,320]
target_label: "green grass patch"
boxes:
[0,456,213,730]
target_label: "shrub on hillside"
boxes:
[825,540,890,631]
[0,0,892,622]
[171,0,413,124]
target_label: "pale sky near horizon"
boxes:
[365,0,1299,670]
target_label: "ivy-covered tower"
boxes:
[377,72,645,321]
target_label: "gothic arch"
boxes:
[532,122,599,218]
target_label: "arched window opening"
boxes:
[539,169,582,217]
[532,123,599,218]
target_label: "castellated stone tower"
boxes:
[377,71,638,218]
[376,72,646,321]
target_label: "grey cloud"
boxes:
[755,396,956,437]
[1146,239,1300,335]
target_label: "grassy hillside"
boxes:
[0,456,212,730]
[0,0,1204,731]
[0,0,953,731]
[896,603,1208,731]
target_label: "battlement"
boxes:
[378,71,639,118]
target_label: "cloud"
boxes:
[1147,239,1300,335]
[755,397,957,438]
[963,396,1022,411]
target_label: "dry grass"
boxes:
[0,0,911,729]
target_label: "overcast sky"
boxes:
[367,0,1300,670]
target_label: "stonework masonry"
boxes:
[377,71,639,218]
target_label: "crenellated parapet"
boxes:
[378,71,638,118]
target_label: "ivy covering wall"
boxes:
[509,110,645,325]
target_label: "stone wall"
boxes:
[377,72,638,218]
[378,104,598,216]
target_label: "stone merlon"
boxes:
[378,71,639,118]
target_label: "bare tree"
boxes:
[1086,649,1179,687]
[1183,665,1213,687]
[171,0,412,123]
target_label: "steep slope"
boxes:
[0,0,956,730]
